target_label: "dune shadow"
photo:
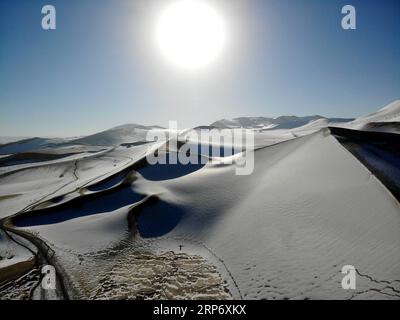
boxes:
[14,186,144,227]
[138,152,207,181]
[331,126,400,201]
[135,199,185,238]
[87,171,128,191]
[0,152,78,167]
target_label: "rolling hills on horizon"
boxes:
[1,100,399,154]
[1,100,400,300]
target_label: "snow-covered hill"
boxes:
[211,100,400,134]
[1,102,400,299]
[346,100,400,132]
[0,137,62,155]
[211,115,353,130]
[4,130,399,300]
[69,124,166,146]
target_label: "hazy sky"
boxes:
[1,0,399,137]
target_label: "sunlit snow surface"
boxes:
[1,109,400,300]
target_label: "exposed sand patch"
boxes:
[84,250,231,300]
[90,251,231,299]
[0,267,40,300]
[0,259,36,284]
[0,194,20,201]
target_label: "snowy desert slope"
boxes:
[346,100,400,132]
[0,137,30,145]
[0,124,168,156]
[0,138,60,155]
[1,100,400,300]
[68,124,167,146]
[351,100,400,125]
[6,129,399,300]
[0,144,158,218]
[133,130,400,300]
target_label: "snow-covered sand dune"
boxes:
[1,101,400,300]
[0,144,157,218]
[345,100,400,133]
[1,128,399,299]
[349,100,400,127]
[130,130,400,299]
[0,138,59,155]
[68,124,166,146]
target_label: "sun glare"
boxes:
[155,0,227,71]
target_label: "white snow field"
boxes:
[0,101,400,300]
[0,145,156,218]
[344,100,400,133]
[348,100,400,127]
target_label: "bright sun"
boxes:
[156,0,226,71]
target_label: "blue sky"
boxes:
[1,0,399,136]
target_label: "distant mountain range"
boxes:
[210,100,400,131]
[210,115,354,130]
[1,100,399,154]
